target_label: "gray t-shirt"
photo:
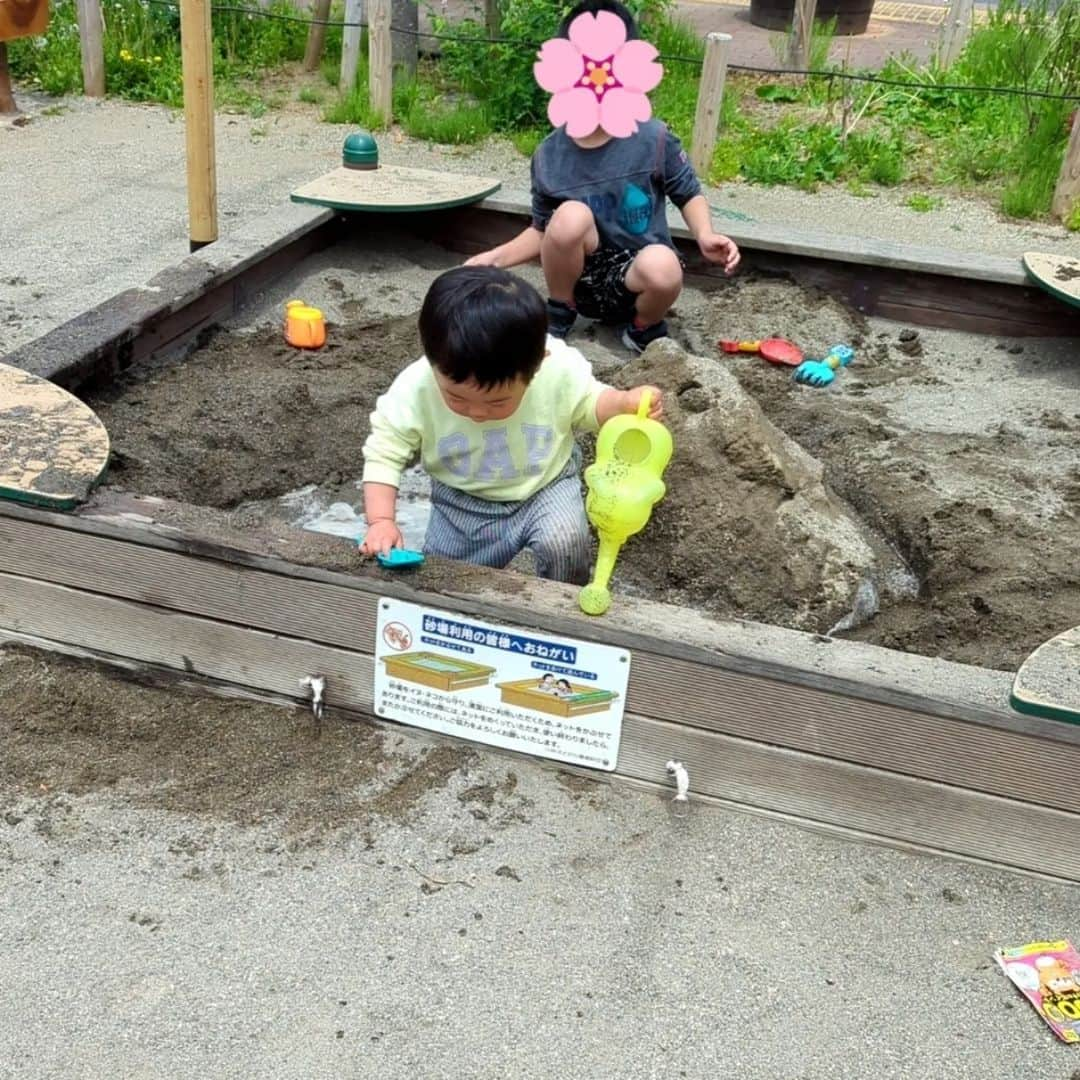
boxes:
[530,119,702,253]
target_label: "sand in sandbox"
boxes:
[83,244,1080,673]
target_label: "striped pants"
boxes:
[424,451,592,585]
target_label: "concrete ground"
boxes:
[1,87,1079,1079]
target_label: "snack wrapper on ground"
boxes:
[995,939,1080,1043]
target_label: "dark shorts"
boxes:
[573,248,639,324]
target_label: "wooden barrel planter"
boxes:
[749,0,875,35]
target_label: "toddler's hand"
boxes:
[628,385,663,420]
[361,519,404,556]
[699,232,741,276]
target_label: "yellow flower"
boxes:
[120,48,132,60]
[154,55,162,63]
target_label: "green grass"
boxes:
[9,0,310,108]
[906,193,943,212]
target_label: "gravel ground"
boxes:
[2,93,1080,1080]
[2,650,1079,1080]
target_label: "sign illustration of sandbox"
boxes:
[380,652,496,693]
[375,599,630,771]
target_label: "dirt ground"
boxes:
[84,239,1080,672]
[0,646,539,845]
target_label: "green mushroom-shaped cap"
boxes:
[342,131,379,169]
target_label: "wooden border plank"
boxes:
[6,622,1075,885]
[424,202,1080,338]
[3,573,1078,881]
[3,511,1080,815]
[0,571,375,709]
[618,714,1080,881]
[5,496,1077,751]
[1,206,340,390]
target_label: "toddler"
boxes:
[360,266,662,585]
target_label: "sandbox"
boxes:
[3,199,1080,880]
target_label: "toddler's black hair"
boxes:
[559,0,640,40]
[419,266,548,389]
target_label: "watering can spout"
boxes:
[636,389,651,420]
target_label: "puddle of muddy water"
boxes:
[275,466,433,549]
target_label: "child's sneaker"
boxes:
[621,318,669,354]
[546,299,577,339]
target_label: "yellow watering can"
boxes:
[579,390,673,616]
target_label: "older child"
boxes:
[466,0,740,352]
[360,266,662,585]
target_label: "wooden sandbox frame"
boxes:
[3,199,1080,882]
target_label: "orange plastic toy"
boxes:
[284,300,327,349]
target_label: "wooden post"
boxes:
[339,0,364,92]
[0,43,17,115]
[368,0,392,124]
[938,0,973,69]
[1052,109,1080,221]
[179,0,218,250]
[391,0,417,78]
[484,0,499,38]
[303,0,332,73]
[75,0,105,97]
[787,0,818,70]
[690,33,732,178]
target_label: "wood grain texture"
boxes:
[617,714,1080,881]
[74,0,104,97]
[1053,110,1080,221]
[179,0,217,246]
[787,0,817,70]
[690,33,731,177]
[0,363,110,508]
[0,43,14,114]
[3,572,1078,880]
[368,0,392,123]
[302,0,332,72]
[3,509,1080,814]
[339,0,363,92]
[6,493,1064,742]
[938,0,973,67]
[0,571,376,710]
[6,621,1074,884]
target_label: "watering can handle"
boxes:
[637,390,651,419]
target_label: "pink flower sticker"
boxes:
[534,11,663,139]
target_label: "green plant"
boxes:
[511,127,547,157]
[435,0,679,133]
[756,83,802,103]
[299,86,325,105]
[9,0,309,107]
[905,193,942,212]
